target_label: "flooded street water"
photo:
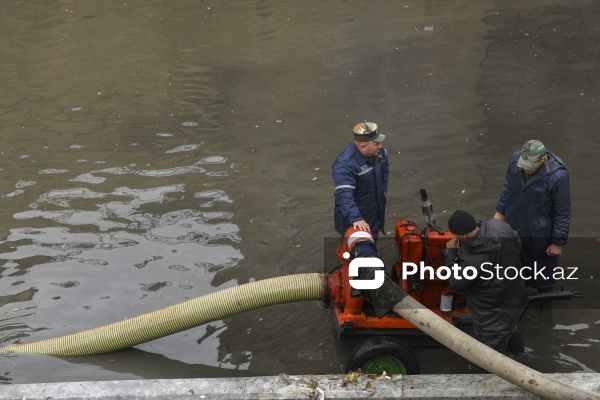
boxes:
[1,0,599,384]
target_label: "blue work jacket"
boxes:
[332,142,389,236]
[496,149,571,246]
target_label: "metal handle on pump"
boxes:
[420,188,437,230]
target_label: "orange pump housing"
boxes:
[327,220,470,344]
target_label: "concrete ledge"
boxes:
[1,373,599,399]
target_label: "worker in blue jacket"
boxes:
[332,122,389,239]
[494,140,571,289]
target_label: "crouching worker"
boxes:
[442,210,528,353]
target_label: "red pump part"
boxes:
[327,222,470,345]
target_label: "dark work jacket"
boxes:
[496,150,571,287]
[332,142,389,236]
[443,219,528,352]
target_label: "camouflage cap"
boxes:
[353,122,385,143]
[517,140,546,171]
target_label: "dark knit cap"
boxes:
[448,210,477,235]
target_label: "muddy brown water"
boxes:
[1,0,599,384]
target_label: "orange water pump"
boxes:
[326,220,471,345]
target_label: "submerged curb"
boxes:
[1,373,599,399]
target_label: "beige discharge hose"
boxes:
[393,294,599,400]
[1,272,598,399]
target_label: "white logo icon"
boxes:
[348,257,385,290]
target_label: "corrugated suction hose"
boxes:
[1,273,325,355]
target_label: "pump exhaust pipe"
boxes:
[1,272,597,400]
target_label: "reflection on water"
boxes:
[0,1,245,379]
[0,167,245,374]
[1,174,243,308]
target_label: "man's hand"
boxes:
[546,243,563,257]
[494,212,505,221]
[446,238,460,249]
[352,220,370,231]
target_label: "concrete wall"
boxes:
[1,373,598,399]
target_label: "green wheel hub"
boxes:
[362,355,407,375]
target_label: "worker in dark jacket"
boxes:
[332,122,389,238]
[443,210,528,353]
[494,140,571,289]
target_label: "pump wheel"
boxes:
[346,336,420,375]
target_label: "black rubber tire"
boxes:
[346,336,420,375]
